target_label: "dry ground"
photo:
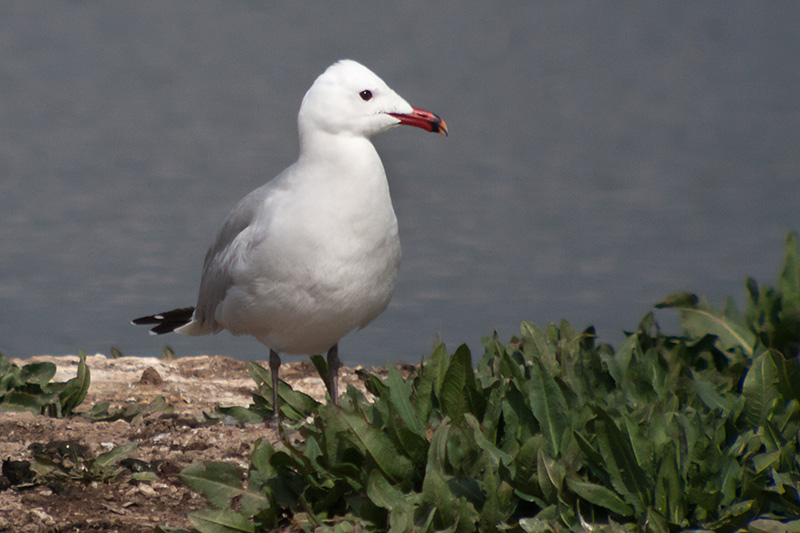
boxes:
[0,354,371,532]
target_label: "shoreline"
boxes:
[9,353,372,414]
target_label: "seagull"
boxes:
[133,60,447,418]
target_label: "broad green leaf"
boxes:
[386,365,425,436]
[426,421,450,472]
[565,474,633,516]
[366,469,405,509]
[519,320,543,343]
[464,414,512,468]
[387,416,429,467]
[764,422,787,460]
[444,424,473,472]
[121,396,171,424]
[81,396,170,423]
[501,383,537,444]
[513,436,540,487]
[653,445,685,525]
[421,467,478,533]
[440,345,471,422]
[717,453,743,507]
[308,354,331,399]
[675,411,703,478]
[278,377,322,415]
[181,462,247,509]
[601,334,636,387]
[774,352,800,404]
[19,362,57,387]
[429,343,450,397]
[706,499,755,530]
[518,517,554,532]
[388,505,425,533]
[187,508,255,533]
[742,350,780,426]
[0,390,53,413]
[519,321,548,364]
[340,411,414,483]
[367,470,422,533]
[693,377,733,414]
[527,358,568,457]
[480,382,505,440]
[453,344,476,387]
[59,352,90,416]
[248,360,319,418]
[422,467,456,521]
[95,442,138,470]
[644,508,670,533]
[364,372,389,398]
[478,471,515,529]
[751,450,780,473]
[749,518,800,533]
[772,399,800,435]
[647,409,671,461]
[412,359,436,423]
[592,407,649,513]
[499,350,525,383]
[573,430,604,470]
[536,449,563,501]
[215,406,265,424]
[246,361,270,386]
[624,416,653,474]
[659,296,755,355]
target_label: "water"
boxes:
[2,3,799,366]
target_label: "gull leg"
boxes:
[269,349,281,420]
[326,344,341,405]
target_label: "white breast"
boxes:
[210,138,402,355]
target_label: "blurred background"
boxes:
[1,3,799,366]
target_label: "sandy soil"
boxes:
[0,354,371,532]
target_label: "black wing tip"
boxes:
[132,307,195,335]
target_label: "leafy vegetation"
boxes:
[84,395,176,423]
[181,232,800,532]
[30,440,141,485]
[0,351,89,417]
[0,349,177,424]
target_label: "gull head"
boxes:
[298,59,447,140]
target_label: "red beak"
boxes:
[388,107,448,136]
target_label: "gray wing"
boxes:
[192,184,270,329]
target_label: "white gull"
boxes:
[133,59,447,417]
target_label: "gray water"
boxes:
[2,3,799,367]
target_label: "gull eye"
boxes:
[359,90,373,101]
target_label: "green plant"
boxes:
[30,440,139,485]
[84,395,175,424]
[179,232,800,532]
[0,352,90,417]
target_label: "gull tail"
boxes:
[132,307,195,335]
